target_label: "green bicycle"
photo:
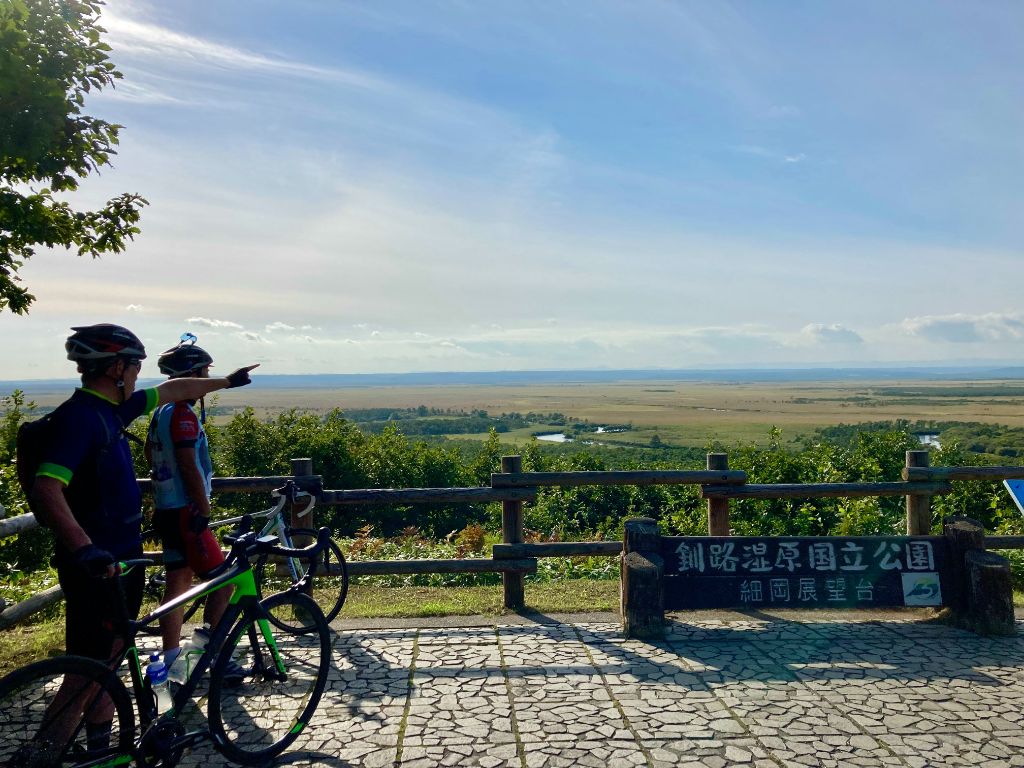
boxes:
[0,523,334,767]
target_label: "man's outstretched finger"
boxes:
[225,364,258,388]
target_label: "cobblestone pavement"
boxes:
[175,613,1024,767]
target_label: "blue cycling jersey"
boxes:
[37,387,159,560]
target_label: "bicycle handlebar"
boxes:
[272,481,316,519]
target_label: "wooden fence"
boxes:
[1,451,1023,629]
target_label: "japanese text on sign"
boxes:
[674,539,935,575]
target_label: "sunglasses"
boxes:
[124,358,143,370]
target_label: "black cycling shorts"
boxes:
[154,506,225,576]
[58,563,144,661]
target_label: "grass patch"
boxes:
[340,579,620,618]
[0,617,65,676]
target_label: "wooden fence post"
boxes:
[707,453,730,536]
[942,516,1014,635]
[621,517,664,640]
[289,457,318,534]
[501,455,525,610]
[965,550,1015,636]
[287,458,319,597]
[0,585,64,630]
[905,450,931,534]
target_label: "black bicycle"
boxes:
[0,522,334,767]
[141,482,348,635]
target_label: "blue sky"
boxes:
[4,0,1023,377]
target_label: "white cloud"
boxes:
[239,331,270,343]
[103,11,384,91]
[126,304,145,312]
[99,79,193,106]
[265,322,295,332]
[901,312,1024,343]
[801,323,864,344]
[188,317,243,329]
[101,3,540,153]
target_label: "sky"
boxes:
[3,0,1023,378]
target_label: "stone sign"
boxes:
[661,536,953,610]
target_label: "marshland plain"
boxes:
[55,378,1024,448]
[12,376,1024,448]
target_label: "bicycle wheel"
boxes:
[255,530,348,633]
[0,655,135,768]
[208,592,331,765]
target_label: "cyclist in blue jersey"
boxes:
[30,324,257,756]
[145,335,238,679]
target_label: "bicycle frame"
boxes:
[109,543,287,761]
[214,489,316,585]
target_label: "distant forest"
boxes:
[816,420,1024,458]
[343,407,559,435]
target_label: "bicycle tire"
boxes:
[208,592,331,765]
[254,529,348,633]
[139,529,206,636]
[0,655,136,768]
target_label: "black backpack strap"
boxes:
[93,406,145,449]
[122,429,145,448]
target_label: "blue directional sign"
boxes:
[1004,479,1024,515]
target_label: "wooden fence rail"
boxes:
[2,451,1023,628]
[322,487,536,505]
[903,466,1024,482]
[490,469,747,487]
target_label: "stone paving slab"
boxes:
[167,613,1024,767]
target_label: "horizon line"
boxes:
[4,362,1024,388]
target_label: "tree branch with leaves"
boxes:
[0,0,147,314]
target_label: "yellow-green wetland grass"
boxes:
[220,378,1024,447]
[19,377,1024,448]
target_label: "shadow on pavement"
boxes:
[326,612,1024,710]
[277,750,351,766]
